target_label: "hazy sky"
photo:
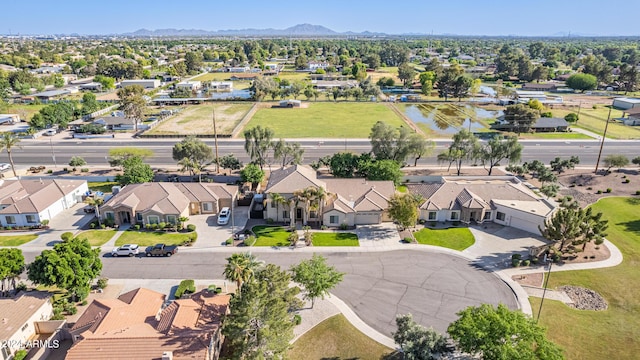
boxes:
[4,0,639,36]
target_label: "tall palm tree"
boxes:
[85,196,105,226]
[223,252,263,292]
[312,187,327,226]
[0,132,21,177]
[269,193,286,222]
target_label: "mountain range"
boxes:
[123,23,388,37]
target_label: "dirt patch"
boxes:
[555,168,640,207]
[148,103,252,135]
[559,285,608,311]
[512,272,543,287]
[558,241,611,264]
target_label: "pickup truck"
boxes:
[145,243,178,257]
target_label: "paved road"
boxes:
[45,249,516,335]
[8,138,639,167]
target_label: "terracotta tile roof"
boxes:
[67,289,230,360]
[0,291,51,341]
[0,179,86,214]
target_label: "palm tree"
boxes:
[0,132,21,177]
[178,157,204,182]
[269,193,286,222]
[85,196,105,226]
[223,252,263,292]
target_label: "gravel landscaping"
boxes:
[559,285,608,311]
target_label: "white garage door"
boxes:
[355,212,380,225]
[509,217,541,235]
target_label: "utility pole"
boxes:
[536,259,553,323]
[212,108,219,173]
[49,137,57,168]
[594,105,613,174]
[576,100,582,121]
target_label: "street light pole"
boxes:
[536,259,553,323]
[594,105,613,174]
[49,137,57,168]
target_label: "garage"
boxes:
[355,212,381,225]
[509,216,542,235]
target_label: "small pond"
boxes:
[403,103,503,135]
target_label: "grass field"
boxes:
[88,182,119,193]
[148,103,252,135]
[0,234,38,246]
[312,232,359,246]
[76,230,116,246]
[245,102,406,138]
[252,225,290,246]
[116,231,197,246]
[413,227,475,250]
[519,132,594,140]
[276,72,311,82]
[553,107,640,139]
[288,314,397,360]
[533,197,640,360]
[2,103,47,122]
[189,73,252,90]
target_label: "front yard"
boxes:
[251,226,359,247]
[115,230,197,247]
[0,234,38,246]
[413,227,475,251]
[312,232,359,246]
[533,197,640,360]
[76,230,117,246]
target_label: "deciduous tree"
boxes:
[398,62,416,87]
[273,139,304,168]
[437,129,479,176]
[502,103,540,135]
[388,193,423,230]
[603,154,629,172]
[117,156,154,185]
[290,254,344,308]
[0,248,24,297]
[240,163,265,190]
[117,84,146,131]
[477,135,522,175]
[172,136,213,177]
[394,314,447,360]
[566,73,598,92]
[108,147,154,169]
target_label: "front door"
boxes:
[119,211,131,224]
[296,208,303,221]
[470,211,477,222]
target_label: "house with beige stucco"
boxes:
[100,182,237,226]
[263,165,395,227]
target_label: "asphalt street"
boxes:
[29,249,518,335]
[9,138,638,167]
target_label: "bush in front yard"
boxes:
[97,277,109,289]
[175,279,196,298]
[244,235,257,246]
[186,224,196,232]
[61,232,74,241]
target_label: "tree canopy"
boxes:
[240,163,265,189]
[394,314,447,360]
[437,129,479,176]
[477,135,522,175]
[244,126,274,170]
[388,193,423,230]
[0,248,24,297]
[117,156,154,185]
[566,73,598,92]
[448,304,564,360]
[369,121,431,165]
[172,136,213,174]
[540,200,608,253]
[290,254,344,308]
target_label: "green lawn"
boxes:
[312,232,359,246]
[413,227,475,251]
[245,102,406,138]
[115,231,197,246]
[519,132,594,140]
[88,182,119,193]
[3,103,47,122]
[76,230,116,246]
[533,197,640,360]
[553,107,640,139]
[0,234,38,246]
[288,314,398,360]
[252,225,291,246]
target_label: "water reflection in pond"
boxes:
[404,103,503,135]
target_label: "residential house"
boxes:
[208,81,233,91]
[622,107,640,126]
[31,89,71,102]
[0,291,54,360]
[66,288,230,360]
[530,117,569,132]
[119,79,161,89]
[92,116,137,131]
[308,61,329,71]
[176,81,203,91]
[100,182,237,226]
[263,165,395,227]
[613,97,640,110]
[229,73,258,81]
[79,82,103,92]
[227,66,250,73]
[0,179,88,227]
[407,176,556,235]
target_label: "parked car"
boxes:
[217,207,230,225]
[145,243,178,257]
[0,163,11,171]
[83,206,96,213]
[111,244,139,257]
[43,129,56,136]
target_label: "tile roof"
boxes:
[265,165,326,194]
[0,179,86,214]
[67,288,230,360]
[0,291,52,341]
[102,182,236,214]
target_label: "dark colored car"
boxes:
[145,243,178,257]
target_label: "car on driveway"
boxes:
[43,129,57,136]
[145,243,178,257]
[217,207,230,225]
[0,163,11,172]
[111,244,139,257]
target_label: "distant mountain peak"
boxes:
[122,24,382,37]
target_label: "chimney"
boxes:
[162,351,173,360]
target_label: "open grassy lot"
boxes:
[148,103,252,135]
[553,107,640,139]
[368,66,400,84]
[115,231,197,246]
[76,230,116,246]
[519,132,594,140]
[252,225,290,246]
[189,73,252,89]
[0,234,38,246]
[413,227,475,250]
[276,71,311,82]
[245,102,406,138]
[312,232,359,246]
[288,314,397,360]
[3,103,47,122]
[533,197,640,360]
[88,182,119,193]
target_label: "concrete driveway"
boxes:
[355,223,402,248]
[189,206,249,249]
[19,203,95,248]
[464,224,549,269]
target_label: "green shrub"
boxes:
[321,225,328,230]
[512,259,521,267]
[636,190,640,195]
[402,237,413,243]
[81,168,89,173]
[81,300,88,306]
[175,279,196,298]
[266,218,274,224]
[16,282,27,292]
[47,169,53,174]
[187,224,196,232]
[511,254,522,260]
[134,224,140,230]
[522,260,531,266]
[606,188,612,193]
[293,314,302,325]
[61,232,74,241]
[13,350,28,360]
[595,238,604,245]
[100,224,106,229]
[90,222,96,229]
[244,235,257,246]
[624,179,630,183]
[339,223,349,230]
[158,222,166,230]
[225,238,233,245]
[97,277,109,289]
[597,190,603,194]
